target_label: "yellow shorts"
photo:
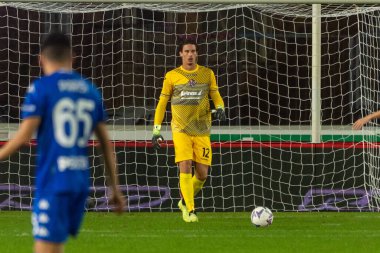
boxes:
[172,132,212,166]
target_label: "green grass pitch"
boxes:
[0,211,379,253]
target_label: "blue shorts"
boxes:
[32,191,88,243]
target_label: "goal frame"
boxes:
[0,0,380,211]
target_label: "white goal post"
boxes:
[0,2,380,212]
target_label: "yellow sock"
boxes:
[180,173,194,212]
[193,176,206,197]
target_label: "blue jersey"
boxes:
[21,70,107,194]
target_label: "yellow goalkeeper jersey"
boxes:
[154,64,224,136]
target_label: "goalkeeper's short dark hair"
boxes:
[41,31,72,62]
[178,39,199,53]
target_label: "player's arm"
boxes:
[0,117,40,160]
[353,110,380,130]
[152,74,172,151]
[94,122,126,214]
[0,81,44,160]
[209,70,226,121]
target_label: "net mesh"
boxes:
[0,3,379,211]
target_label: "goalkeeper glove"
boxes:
[152,125,164,151]
[214,106,226,121]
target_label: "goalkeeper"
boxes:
[152,40,225,223]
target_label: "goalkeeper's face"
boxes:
[180,44,198,69]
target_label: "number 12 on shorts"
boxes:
[202,148,210,158]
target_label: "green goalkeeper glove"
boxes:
[214,106,226,121]
[152,125,164,151]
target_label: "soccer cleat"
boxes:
[188,210,199,222]
[178,199,189,222]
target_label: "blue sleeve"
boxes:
[21,80,44,119]
[94,87,108,124]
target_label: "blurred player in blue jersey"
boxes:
[0,32,126,253]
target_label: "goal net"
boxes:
[0,2,380,212]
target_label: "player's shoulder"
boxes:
[79,76,102,99]
[78,75,98,92]
[165,67,181,77]
[197,65,214,74]
[26,76,45,95]
[163,67,182,83]
[29,76,42,88]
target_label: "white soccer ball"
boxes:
[250,206,273,227]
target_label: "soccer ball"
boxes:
[250,206,273,227]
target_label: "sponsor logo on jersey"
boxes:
[180,90,202,99]
[57,156,89,172]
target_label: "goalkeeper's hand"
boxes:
[152,125,164,151]
[214,106,226,121]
